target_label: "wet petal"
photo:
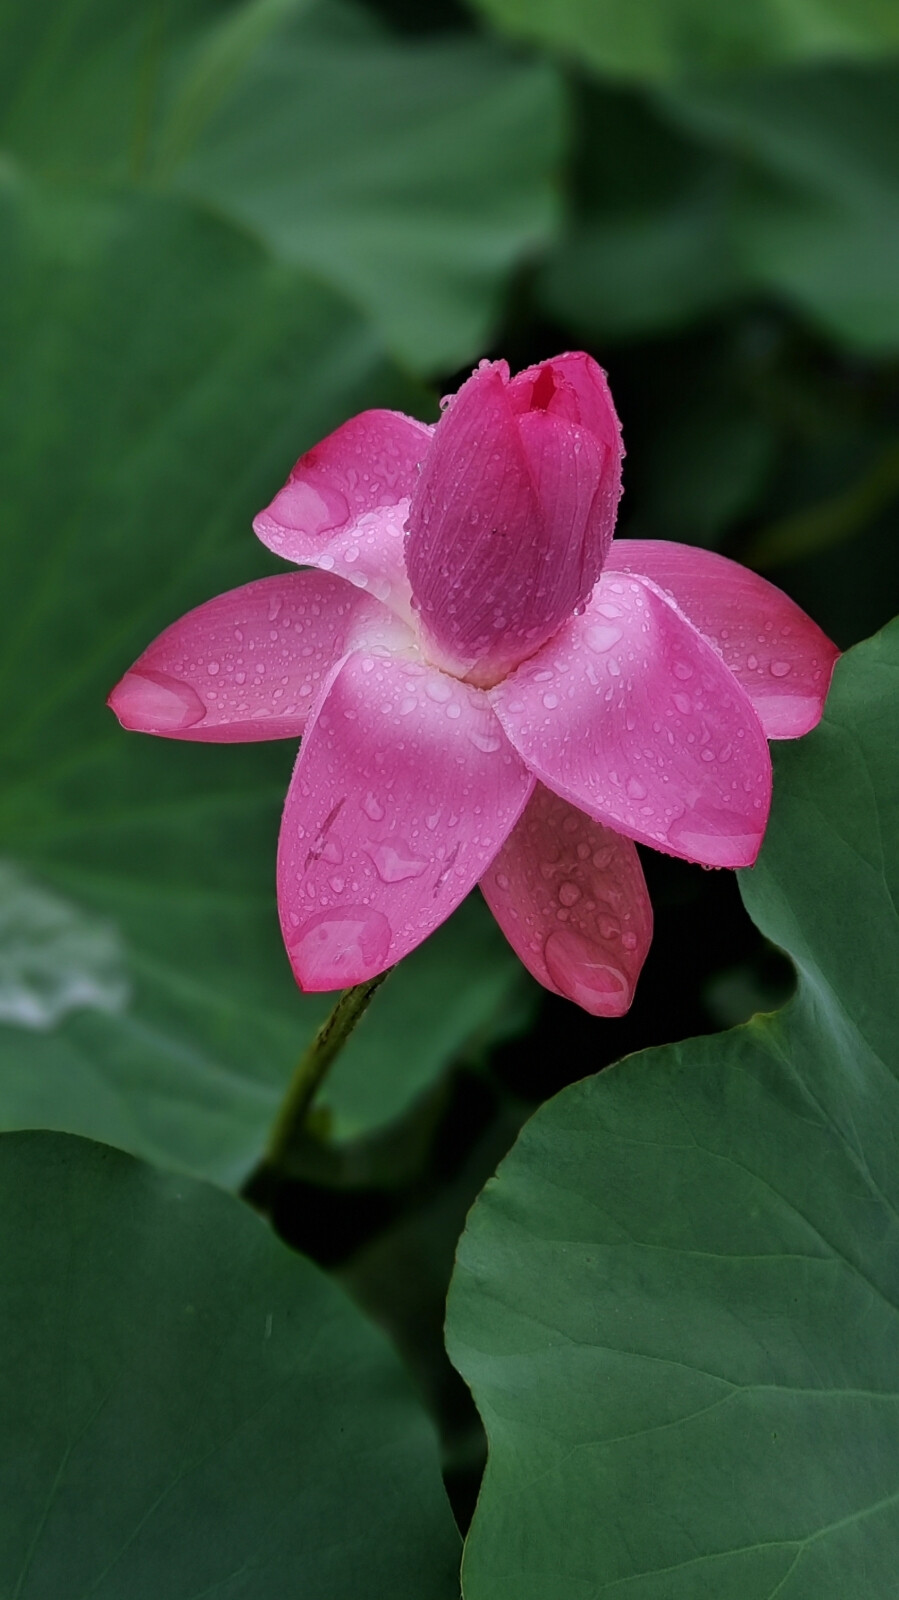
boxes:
[507,350,624,466]
[607,540,839,738]
[107,572,409,741]
[481,785,652,1017]
[491,571,772,869]
[254,409,432,617]
[405,356,622,685]
[278,651,533,989]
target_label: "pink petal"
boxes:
[481,785,652,1017]
[405,355,623,686]
[253,409,432,618]
[606,540,839,738]
[108,572,410,741]
[277,650,534,989]
[507,350,623,460]
[491,571,772,869]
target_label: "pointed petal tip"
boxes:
[277,653,532,983]
[107,669,206,734]
[285,906,393,992]
[481,786,652,1018]
[665,807,767,869]
[543,927,637,1018]
[607,541,840,741]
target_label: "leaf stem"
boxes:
[263,972,391,1172]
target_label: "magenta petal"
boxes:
[507,351,623,459]
[405,355,623,685]
[107,572,410,741]
[253,409,432,617]
[481,785,652,1017]
[491,571,772,869]
[277,651,534,989]
[607,540,839,738]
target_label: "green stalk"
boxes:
[263,971,390,1172]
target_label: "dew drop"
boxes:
[425,676,452,703]
[558,881,581,907]
[368,842,428,883]
[362,792,385,822]
[111,670,205,732]
[543,928,629,1016]
[290,906,390,987]
[585,624,622,654]
[468,728,503,754]
[666,807,759,866]
[770,660,792,678]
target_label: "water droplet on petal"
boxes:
[770,660,792,678]
[667,807,759,866]
[558,881,581,907]
[290,906,390,988]
[585,624,622,654]
[544,929,629,1016]
[368,842,428,883]
[362,792,384,822]
[467,728,503,754]
[425,676,452,703]
[110,670,206,732]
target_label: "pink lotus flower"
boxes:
[108,354,838,1016]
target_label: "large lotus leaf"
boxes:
[467,0,899,80]
[0,0,563,373]
[0,176,523,1184]
[447,620,899,1598]
[660,65,899,354]
[0,1131,460,1598]
[543,67,899,355]
[538,86,739,342]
